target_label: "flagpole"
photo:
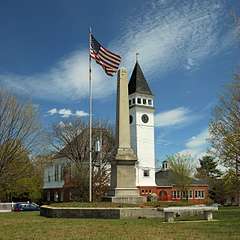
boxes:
[89,27,93,202]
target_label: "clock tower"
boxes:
[128,61,156,187]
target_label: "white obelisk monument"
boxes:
[108,68,145,203]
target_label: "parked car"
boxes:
[14,202,40,211]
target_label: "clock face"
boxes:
[129,115,133,124]
[141,114,149,123]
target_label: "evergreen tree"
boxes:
[196,155,222,179]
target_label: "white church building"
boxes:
[128,61,156,187]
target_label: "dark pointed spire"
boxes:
[128,61,153,96]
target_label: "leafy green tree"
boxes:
[195,155,223,203]
[0,90,42,197]
[209,77,240,172]
[0,150,45,202]
[209,76,240,204]
[222,169,240,205]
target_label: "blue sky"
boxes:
[0,0,239,166]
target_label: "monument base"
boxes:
[105,188,146,204]
[109,195,146,204]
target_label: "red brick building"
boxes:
[139,161,208,204]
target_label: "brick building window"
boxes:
[172,191,177,199]
[195,190,205,199]
[189,190,193,199]
[177,191,180,198]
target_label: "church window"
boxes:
[132,98,135,104]
[60,164,64,181]
[47,191,50,201]
[129,115,133,124]
[143,99,146,104]
[60,191,64,202]
[141,189,144,194]
[137,98,141,104]
[54,192,59,202]
[55,165,59,181]
[143,170,150,177]
[149,189,152,193]
[48,170,51,182]
[148,99,152,105]
[129,100,131,106]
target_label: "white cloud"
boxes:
[155,107,191,127]
[58,109,72,118]
[186,128,209,149]
[179,128,210,161]
[47,108,88,118]
[0,0,238,101]
[48,108,58,115]
[113,0,239,76]
[0,50,115,101]
[75,110,89,117]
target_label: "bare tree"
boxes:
[167,153,195,200]
[0,89,41,192]
[51,119,115,201]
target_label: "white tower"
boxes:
[128,61,156,187]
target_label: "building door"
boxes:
[159,190,168,201]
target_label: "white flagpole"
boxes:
[89,27,93,202]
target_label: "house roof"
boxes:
[54,127,114,159]
[128,62,153,96]
[155,170,208,186]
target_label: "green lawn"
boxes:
[0,207,239,240]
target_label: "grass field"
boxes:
[0,207,239,240]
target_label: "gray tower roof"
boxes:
[128,62,153,96]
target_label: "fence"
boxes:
[0,203,14,212]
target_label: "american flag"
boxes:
[90,34,121,76]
